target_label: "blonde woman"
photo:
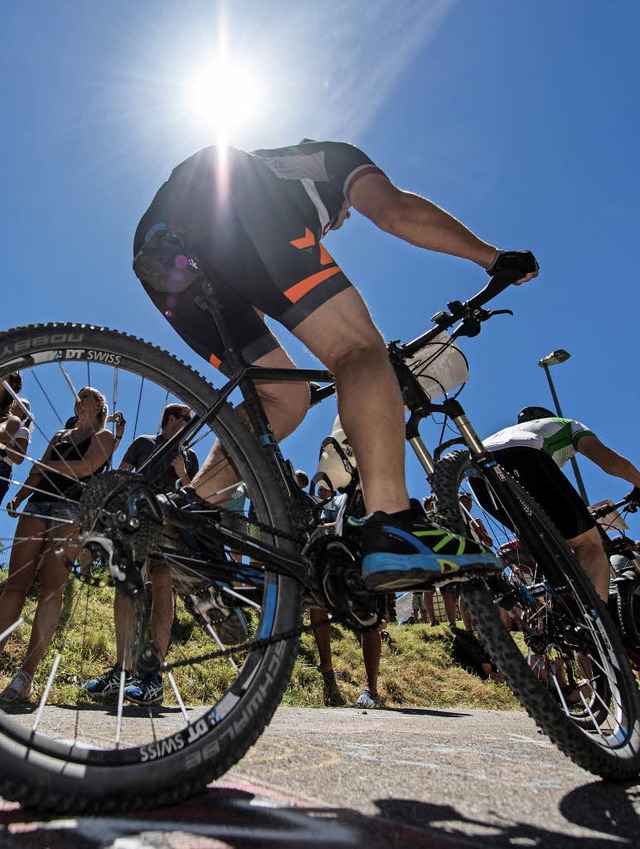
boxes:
[0,387,125,702]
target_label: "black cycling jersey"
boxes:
[133,142,385,371]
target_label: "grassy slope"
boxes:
[285,619,520,710]
[0,580,520,711]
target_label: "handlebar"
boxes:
[591,494,640,520]
[466,268,524,313]
[402,268,521,356]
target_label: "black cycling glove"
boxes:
[486,250,539,277]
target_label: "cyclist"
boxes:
[476,406,640,601]
[133,140,538,590]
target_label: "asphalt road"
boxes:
[1,705,639,848]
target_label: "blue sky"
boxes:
[2,0,640,537]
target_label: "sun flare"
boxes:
[183,57,263,140]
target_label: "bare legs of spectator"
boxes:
[0,516,76,701]
[311,605,383,707]
[114,561,174,670]
[442,590,459,628]
[310,606,346,706]
[423,590,439,625]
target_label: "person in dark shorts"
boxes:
[476,406,640,601]
[83,403,199,706]
[133,140,538,591]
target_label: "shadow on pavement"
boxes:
[0,777,637,849]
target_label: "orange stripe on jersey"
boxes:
[285,266,341,303]
[209,353,222,370]
[290,228,316,249]
[319,243,334,266]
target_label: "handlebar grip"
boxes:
[465,269,522,312]
[466,250,539,311]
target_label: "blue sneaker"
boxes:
[357,511,499,591]
[124,672,164,706]
[82,664,132,698]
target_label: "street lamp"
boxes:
[537,349,590,505]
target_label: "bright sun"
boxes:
[183,57,263,139]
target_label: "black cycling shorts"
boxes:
[470,446,595,540]
[133,147,353,371]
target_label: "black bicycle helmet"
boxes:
[517,406,556,424]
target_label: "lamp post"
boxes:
[538,349,590,505]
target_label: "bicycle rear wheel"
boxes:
[431,449,640,779]
[0,323,302,812]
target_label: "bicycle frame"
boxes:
[147,269,518,500]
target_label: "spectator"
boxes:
[0,396,32,506]
[295,469,309,490]
[0,373,24,506]
[459,493,493,548]
[316,479,345,524]
[0,387,121,703]
[83,403,198,707]
[309,418,383,708]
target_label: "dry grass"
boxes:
[285,618,520,711]
[0,578,519,711]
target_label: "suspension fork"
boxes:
[405,398,489,480]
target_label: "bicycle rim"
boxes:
[0,323,302,811]
[431,449,640,779]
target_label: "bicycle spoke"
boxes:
[0,324,302,811]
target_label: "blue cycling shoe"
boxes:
[354,510,500,591]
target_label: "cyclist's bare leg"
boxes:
[192,344,309,501]
[567,525,611,602]
[192,287,410,516]
[291,287,410,515]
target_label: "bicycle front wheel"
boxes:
[431,449,640,779]
[0,323,303,812]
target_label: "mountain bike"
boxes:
[0,266,638,814]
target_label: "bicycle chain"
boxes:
[163,618,319,671]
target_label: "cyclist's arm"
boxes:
[348,173,509,272]
[577,434,640,487]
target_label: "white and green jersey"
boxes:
[483,418,596,469]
